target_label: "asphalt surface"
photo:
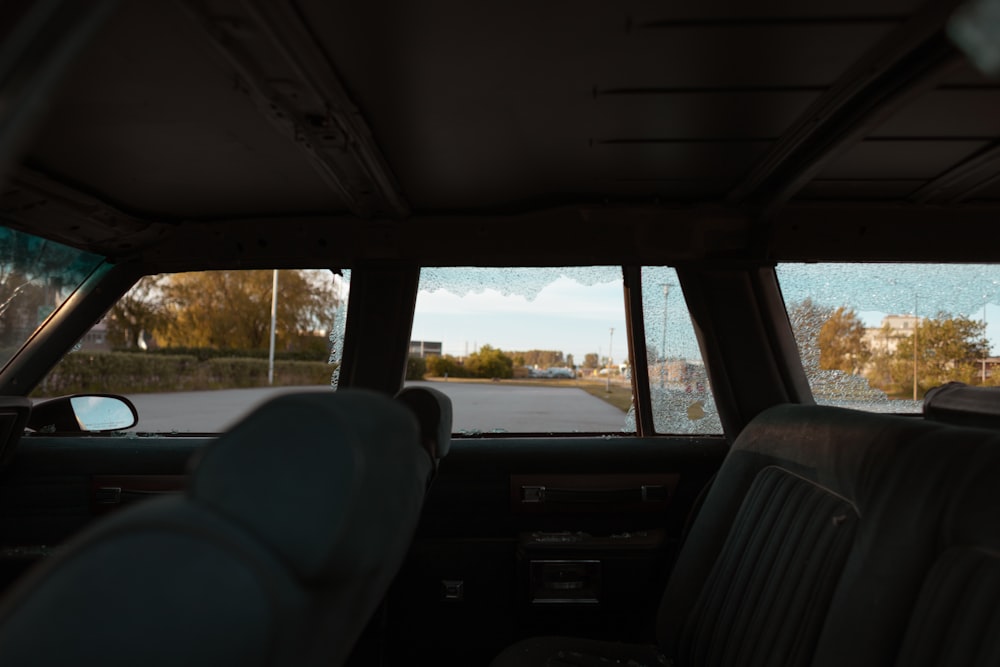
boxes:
[125,380,629,433]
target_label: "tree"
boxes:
[156,270,337,351]
[884,314,988,394]
[465,345,514,378]
[818,307,869,374]
[509,349,564,368]
[426,354,468,378]
[583,353,600,369]
[406,356,426,381]
[787,299,833,372]
[107,276,166,348]
[0,229,96,350]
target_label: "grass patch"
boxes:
[422,376,634,413]
[575,383,634,413]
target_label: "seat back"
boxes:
[656,405,928,667]
[0,389,432,666]
[658,402,1000,667]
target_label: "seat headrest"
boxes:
[190,389,427,583]
[395,386,453,460]
[924,382,1000,429]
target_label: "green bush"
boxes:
[426,354,470,378]
[37,352,199,395]
[113,346,330,363]
[406,356,426,381]
[34,351,334,397]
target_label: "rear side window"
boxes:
[631,267,722,435]
[777,263,1000,413]
[409,266,722,436]
[410,267,632,434]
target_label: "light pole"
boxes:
[984,297,989,384]
[606,327,614,392]
[661,283,674,388]
[268,269,279,386]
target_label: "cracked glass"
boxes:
[777,263,1000,413]
[411,267,633,434]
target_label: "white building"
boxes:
[863,314,921,354]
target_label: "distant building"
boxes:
[863,314,921,354]
[409,340,442,358]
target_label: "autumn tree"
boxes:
[156,270,337,352]
[884,314,988,394]
[818,307,870,374]
[0,230,96,349]
[583,353,600,369]
[107,275,166,348]
[787,299,834,372]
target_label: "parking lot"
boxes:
[125,380,628,433]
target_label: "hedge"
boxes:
[34,351,335,397]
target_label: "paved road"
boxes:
[125,381,628,433]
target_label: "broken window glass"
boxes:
[777,263,1000,413]
[411,267,633,434]
[629,267,722,435]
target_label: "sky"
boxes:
[398,263,1000,365]
[410,276,630,363]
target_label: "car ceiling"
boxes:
[2,0,1000,266]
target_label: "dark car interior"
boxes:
[2,0,1000,665]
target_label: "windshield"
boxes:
[0,228,103,368]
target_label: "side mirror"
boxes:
[29,394,138,433]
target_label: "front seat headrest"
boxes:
[395,386,453,461]
[191,389,426,583]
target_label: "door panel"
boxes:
[0,433,727,666]
[385,435,728,666]
[0,435,204,589]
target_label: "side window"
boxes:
[408,266,722,436]
[777,263,999,413]
[631,267,722,435]
[35,269,347,432]
[410,267,632,434]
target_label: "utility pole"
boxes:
[268,269,278,386]
[661,283,674,388]
[983,298,989,384]
[606,327,614,393]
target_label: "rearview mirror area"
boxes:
[29,395,138,433]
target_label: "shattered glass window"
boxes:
[629,267,722,435]
[777,263,1000,413]
[328,269,350,388]
[410,267,633,434]
[36,268,346,432]
[0,228,104,368]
